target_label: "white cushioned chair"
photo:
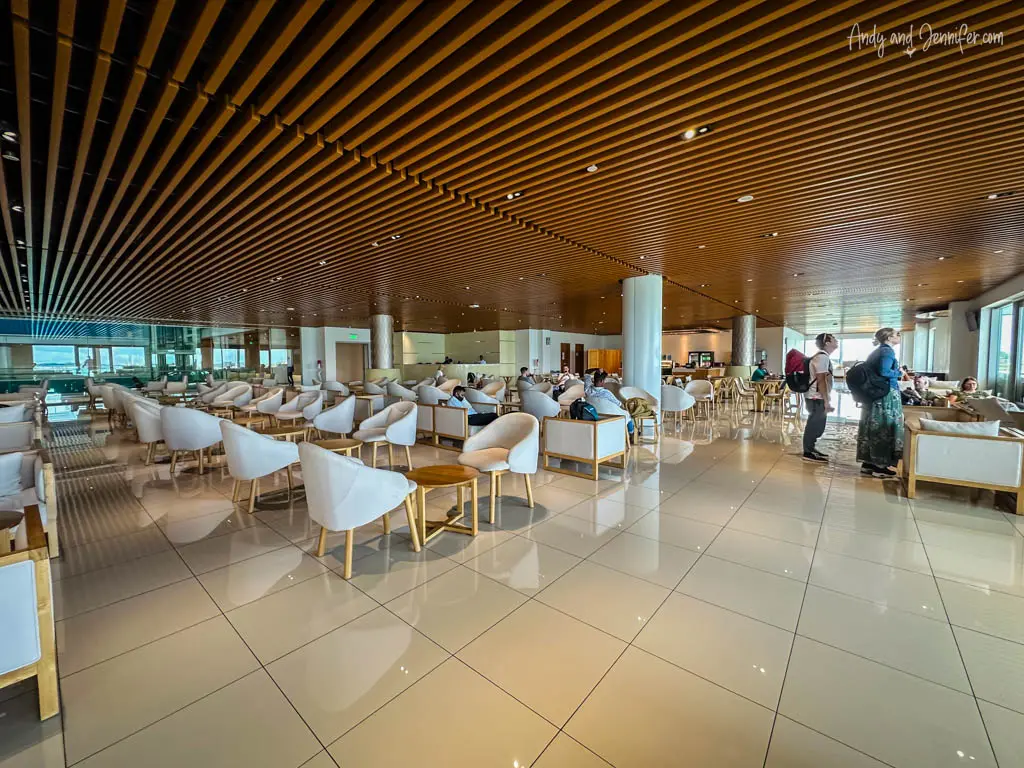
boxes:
[241,386,284,418]
[387,381,418,403]
[522,389,561,431]
[437,378,461,394]
[353,401,417,469]
[542,415,627,480]
[299,442,420,578]
[199,382,230,404]
[212,382,252,407]
[416,384,449,405]
[0,421,36,454]
[465,388,502,414]
[165,375,189,395]
[274,391,321,425]
[531,381,553,396]
[0,450,58,558]
[684,380,714,419]
[458,413,539,523]
[160,407,224,474]
[620,385,660,441]
[557,383,585,407]
[0,505,58,720]
[482,380,506,401]
[0,404,30,424]
[325,380,351,398]
[313,395,356,437]
[130,400,165,465]
[363,381,388,397]
[17,378,49,398]
[221,421,300,514]
[662,385,697,430]
[143,375,167,393]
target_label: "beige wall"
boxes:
[446,331,502,364]
[400,332,445,364]
[662,332,732,366]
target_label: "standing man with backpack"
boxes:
[802,333,838,462]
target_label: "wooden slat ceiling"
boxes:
[1,0,1022,337]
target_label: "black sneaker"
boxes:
[812,450,829,461]
[803,452,828,463]
[861,463,896,478]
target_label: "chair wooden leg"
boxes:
[405,444,412,470]
[343,529,354,579]
[387,443,395,468]
[371,443,378,468]
[525,473,534,508]
[316,527,329,557]
[488,471,497,524]
[286,465,294,492]
[198,447,205,475]
[495,472,502,497]
[471,478,478,535]
[46,520,60,559]
[382,511,391,534]
[404,496,421,551]
[231,479,240,502]
[248,478,259,514]
[146,442,155,465]
[170,451,178,474]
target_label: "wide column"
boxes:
[731,315,756,366]
[622,274,662,402]
[370,314,394,369]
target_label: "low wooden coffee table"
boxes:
[313,438,361,458]
[264,425,306,442]
[235,414,268,430]
[405,465,480,545]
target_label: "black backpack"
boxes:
[569,399,598,420]
[846,351,891,405]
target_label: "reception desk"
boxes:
[401,363,514,383]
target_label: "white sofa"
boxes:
[1,449,58,558]
[542,415,627,480]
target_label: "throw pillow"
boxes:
[919,418,1001,436]
[0,451,23,496]
[0,404,27,423]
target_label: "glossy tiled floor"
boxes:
[4,406,1024,767]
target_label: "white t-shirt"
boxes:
[806,352,832,400]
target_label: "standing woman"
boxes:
[857,328,904,477]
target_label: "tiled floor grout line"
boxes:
[907,496,1004,767]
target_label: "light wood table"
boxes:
[751,379,783,411]
[313,438,362,459]
[406,465,481,545]
[235,414,269,430]
[355,394,380,418]
[263,425,306,442]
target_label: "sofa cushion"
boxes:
[458,447,511,472]
[0,453,22,497]
[0,404,28,423]
[919,418,1000,436]
[352,427,387,442]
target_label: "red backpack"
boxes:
[784,349,813,393]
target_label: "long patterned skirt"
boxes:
[856,388,903,467]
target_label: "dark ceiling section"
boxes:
[0,0,1022,336]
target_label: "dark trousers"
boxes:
[468,413,498,426]
[803,399,827,454]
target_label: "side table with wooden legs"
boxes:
[404,465,481,545]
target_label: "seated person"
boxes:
[950,376,981,400]
[750,362,770,382]
[912,375,946,405]
[446,386,498,426]
[467,372,476,386]
[516,367,535,387]
[434,367,444,383]
[586,370,634,441]
[553,364,573,396]
[899,365,913,382]
[477,356,486,364]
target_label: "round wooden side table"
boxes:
[404,465,481,545]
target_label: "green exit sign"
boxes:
[349,333,359,340]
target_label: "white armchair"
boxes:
[0,421,36,454]
[465,388,501,414]
[0,403,31,424]
[299,443,420,578]
[437,378,461,394]
[0,506,58,720]
[274,391,321,425]
[387,381,418,403]
[143,375,167,393]
[1,450,58,558]
[313,395,356,437]
[241,386,284,417]
[557,383,585,407]
[416,384,449,405]
[542,415,627,480]
[325,380,351,397]
[131,401,165,465]
[522,389,561,429]
[531,381,553,396]
[684,380,714,419]
[620,385,660,441]
[353,401,418,469]
[212,383,252,407]
[160,407,225,474]
[482,380,506,401]
[221,421,300,514]
[165,375,189,395]
[663,385,697,429]
[17,378,49,397]
[199,382,230,404]
[363,381,388,397]
[458,413,539,523]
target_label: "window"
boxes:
[32,345,77,372]
[990,303,1016,399]
[112,346,146,369]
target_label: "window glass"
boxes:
[32,345,77,372]
[112,346,146,369]
[993,304,1014,398]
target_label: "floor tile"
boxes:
[51,526,172,582]
[300,752,339,768]
[978,701,1024,768]
[727,506,820,546]
[565,647,774,768]
[587,531,699,587]
[705,529,814,582]
[328,658,556,767]
[57,578,219,676]
[938,577,1024,644]
[0,691,65,768]
[175,526,291,575]
[655,482,750,525]
[524,514,622,558]
[386,566,527,652]
[157,507,266,546]
[75,670,320,768]
[268,608,448,744]
[54,549,193,620]
[60,507,156,548]
[560,496,651,529]
[459,600,625,726]
[598,483,671,511]
[676,556,805,631]
[197,545,328,611]
[954,626,1024,713]
[916,521,1024,561]
[797,586,971,693]
[926,543,1024,598]
[60,616,259,764]
[635,593,793,708]
[424,527,516,562]
[742,487,828,522]
[464,536,580,596]
[625,510,721,552]
[299,526,409,568]
[809,550,943,619]
[532,733,613,768]
[346,546,459,603]
[226,572,377,663]
[536,561,669,641]
[779,637,996,767]
[816,524,932,574]
[520,485,591,515]
[823,505,920,542]
[764,716,889,768]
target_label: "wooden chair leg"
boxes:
[456,485,465,518]
[146,442,155,465]
[387,443,395,468]
[231,479,240,502]
[371,443,378,468]
[170,451,178,474]
[248,478,259,514]
[382,511,391,534]
[488,471,497,524]
[471,478,478,536]
[343,529,354,579]
[524,473,534,508]
[404,496,421,551]
[316,527,329,557]
[417,486,428,545]
[46,520,60,559]
[198,447,205,475]
[286,465,294,492]
[405,444,412,470]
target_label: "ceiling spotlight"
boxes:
[792,272,803,277]
[11,204,23,213]
[2,152,19,162]
[987,191,1014,200]
[699,283,709,287]
[242,287,247,292]
[697,125,711,135]
[937,256,946,261]
[994,250,1004,254]
[391,234,401,240]
[917,283,925,287]
[746,278,753,282]
[286,307,295,310]
[505,192,522,200]
[759,232,779,238]
[371,241,379,247]
[683,128,697,140]
[586,164,598,173]
[469,304,479,308]
[318,260,327,265]
[737,195,754,203]
[639,255,645,260]
[957,280,965,283]
[1,131,16,142]
[518,277,524,281]
[697,245,706,249]
[465,285,470,290]
[15,239,24,246]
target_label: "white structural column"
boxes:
[299,327,327,384]
[622,274,663,403]
[370,314,394,369]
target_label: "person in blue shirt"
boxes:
[750,361,770,381]
[586,370,635,442]
[856,328,904,478]
[447,386,498,427]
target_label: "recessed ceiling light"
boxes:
[759,232,779,238]
[586,164,598,173]
[465,285,470,290]
[391,234,401,240]
[734,300,739,303]
[318,260,327,265]
[937,256,946,261]
[371,241,379,247]
[699,283,709,287]
[241,287,247,292]
[917,283,925,287]
[957,280,965,283]
[505,192,522,200]
[995,250,1004,254]
[737,195,754,203]
[1,131,16,142]
[746,278,753,282]
[16,239,24,246]
[682,128,697,140]
[469,304,479,308]
[639,256,645,260]
[697,125,711,134]
[286,307,294,310]
[987,191,1014,200]
[1,152,19,162]
[11,204,22,213]
[697,245,705,249]
[792,272,803,277]
[518,277,524,281]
